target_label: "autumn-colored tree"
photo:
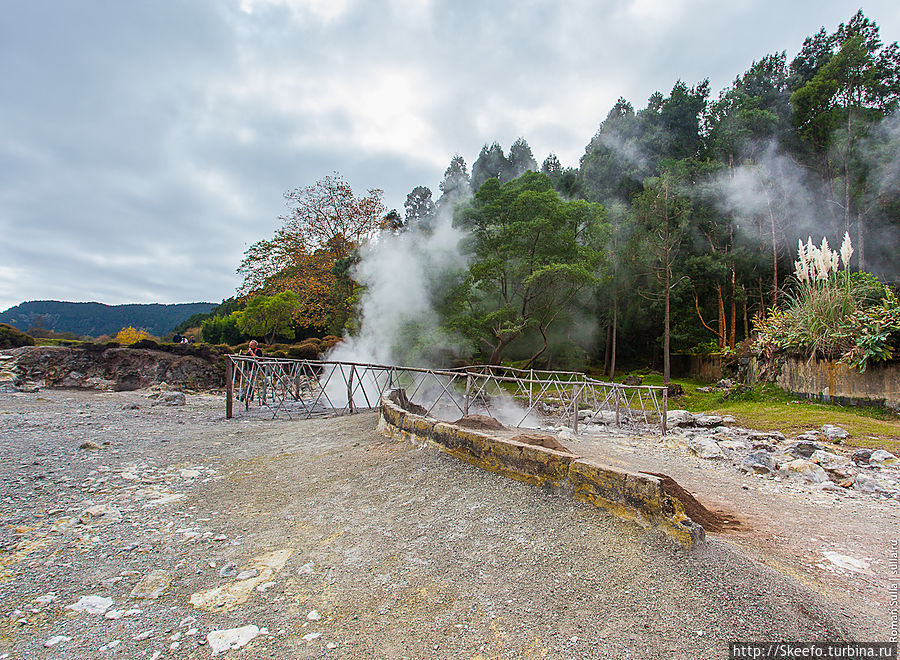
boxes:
[237,173,384,335]
[281,172,385,260]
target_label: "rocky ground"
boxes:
[0,388,893,659]
[565,411,898,635]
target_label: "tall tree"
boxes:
[630,167,691,382]
[508,137,538,178]
[404,185,435,226]
[471,142,511,191]
[449,172,606,365]
[437,155,471,208]
[791,10,900,267]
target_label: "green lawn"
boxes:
[622,372,900,454]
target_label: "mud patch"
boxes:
[453,414,505,431]
[510,433,572,454]
[647,472,741,533]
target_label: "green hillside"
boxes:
[0,301,216,338]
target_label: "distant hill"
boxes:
[0,301,217,338]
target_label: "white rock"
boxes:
[781,459,829,484]
[307,610,321,621]
[695,414,723,428]
[870,450,898,466]
[809,450,849,470]
[666,410,695,427]
[821,424,850,440]
[854,474,878,493]
[132,631,153,641]
[34,593,57,606]
[688,437,724,460]
[207,625,259,655]
[821,551,871,573]
[718,439,749,452]
[67,595,113,615]
[180,469,200,479]
[78,504,122,525]
[256,581,276,593]
[130,570,171,599]
[44,636,71,647]
[302,632,322,641]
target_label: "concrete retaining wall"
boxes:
[750,356,900,410]
[378,394,705,547]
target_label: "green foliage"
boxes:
[447,172,606,365]
[0,323,35,348]
[237,291,302,344]
[752,235,899,371]
[201,312,244,345]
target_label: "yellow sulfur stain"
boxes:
[189,547,294,612]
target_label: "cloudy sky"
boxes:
[2,1,898,311]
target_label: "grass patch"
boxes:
[623,372,900,453]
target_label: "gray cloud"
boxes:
[1,0,898,310]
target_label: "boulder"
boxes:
[587,410,619,425]
[786,440,824,459]
[153,391,185,406]
[869,450,898,467]
[742,451,775,475]
[718,439,750,452]
[694,414,723,428]
[809,450,850,471]
[851,448,873,465]
[715,378,734,389]
[666,410,695,428]
[781,459,829,484]
[853,473,878,493]
[821,424,850,441]
[688,437,724,460]
[622,375,643,386]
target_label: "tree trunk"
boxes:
[664,268,671,384]
[742,286,749,340]
[729,265,736,349]
[857,211,865,272]
[603,315,611,374]
[610,294,618,380]
[717,284,726,350]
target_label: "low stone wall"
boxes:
[378,394,705,547]
[750,356,900,411]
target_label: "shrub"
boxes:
[753,234,900,371]
[0,324,36,349]
[115,327,152,345]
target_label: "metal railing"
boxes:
[225,356,668,433]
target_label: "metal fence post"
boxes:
[225,358,233,419]
[464,374,472,416]
[348,365,355,414]
[661,387,668,435]
[573,383,580,433]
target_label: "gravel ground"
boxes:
[0,389,875,659]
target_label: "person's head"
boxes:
[249,340,258,349]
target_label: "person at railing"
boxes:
[240,340,264,402]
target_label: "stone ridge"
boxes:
[378,393,705,547]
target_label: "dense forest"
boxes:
[198,11,900,380]
[0,301,216,339]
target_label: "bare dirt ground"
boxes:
[0,389,890,659]
[571,429,898,633]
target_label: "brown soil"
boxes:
[453,413,505,430]
[647,472,742,533]
[510,432,572,454]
